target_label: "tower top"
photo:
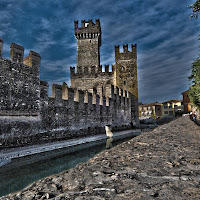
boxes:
[74,19,100,31]
[115,44,137,61]
[74,19,101,45]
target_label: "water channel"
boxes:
[0,133,138,197]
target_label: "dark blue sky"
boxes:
[0,0,199,103]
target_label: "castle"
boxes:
[0,19,139,148]
[70,19,138,99]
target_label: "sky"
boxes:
[0,0,199,104]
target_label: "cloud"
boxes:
[0,0,199,104]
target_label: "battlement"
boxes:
[40,80,48,87]
[75,19,100,30]
[115,44,137,53]
[0,40,41,70]
[0,41,42,68]
[115,44,137,60]
[74,19,101,41]
[24,50,41,68]
[70,65,115,78]
[49,82,130,104]
[10,43,24,63]
[0,39,41,116]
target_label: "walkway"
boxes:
[0,129,141,165]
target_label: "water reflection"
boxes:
[0,133,136,197]
[106,137,113,149]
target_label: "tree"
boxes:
[188,84,200,109]
[188,57,200,109]
[188,1,200,109]
[189,0,200,18]
[151,109,156,119]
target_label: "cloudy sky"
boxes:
[0,0,199,103]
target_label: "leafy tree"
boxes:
[188,57,200,109]
[189,0,200,18]
[189,57,200,84]
[188,1,200,109]
[151,109,155,119]
[188,84,200,109]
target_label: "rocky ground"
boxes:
[1,116,200,200]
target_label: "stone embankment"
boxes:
[2,116,200,200]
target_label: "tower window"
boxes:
[90,40,91,43]
[121,66,125,71]
[124,81,126,85]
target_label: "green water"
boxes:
[0,134,135,197]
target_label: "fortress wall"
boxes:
[0,58,40,116]
[0,80,136,147]
[43,83,134,131]
[0,43,41,117]
[0,39,138,148]
[70,65,114,94]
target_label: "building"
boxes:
[139,103,162,119]
[0,19,139,148]
[161,100,183,117]
[70,19,138,99]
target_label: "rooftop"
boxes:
[162,99,182,104]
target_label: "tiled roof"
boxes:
[162,99,182,104]
[139,102,162,107]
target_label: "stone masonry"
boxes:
[0,19,139,148]
[70,19,138,99]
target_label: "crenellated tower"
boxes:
[114,44,138,99]
[71,19,114,93]
[71,19,138,125]
[74,19,101,68]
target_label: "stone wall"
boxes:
[0,19,139,147]
[0,40,138,147]
[0,79,137,147]
[0,43,40,116]
[70,65,114,94]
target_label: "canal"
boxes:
[0,132,139,197]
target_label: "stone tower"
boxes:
[71,19,138,102]
[74,19,101,68]
[114,44,138,99]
